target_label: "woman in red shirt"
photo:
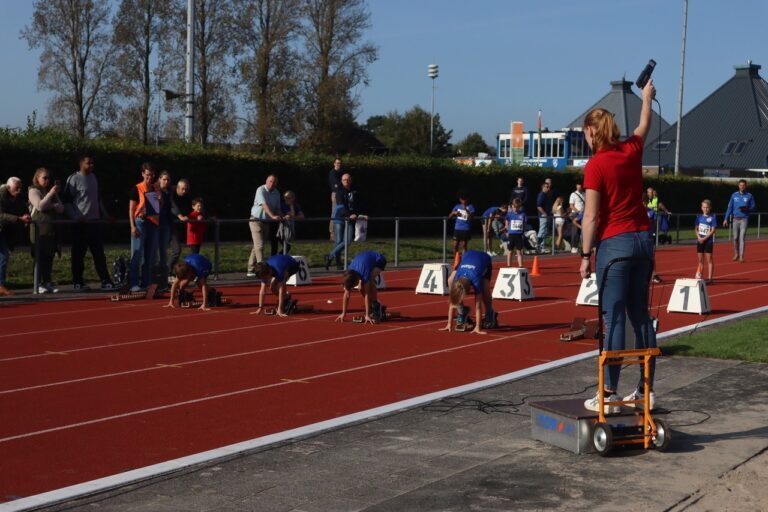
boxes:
[580,79,658,413]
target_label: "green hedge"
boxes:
[1,130,766,227]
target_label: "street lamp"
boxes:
[428,63,439,154]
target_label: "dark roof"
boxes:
[567,80,670,138]
[642,62,768,170]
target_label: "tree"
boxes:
[455,132,491,156]
[113,0,171,144]
[22,0,117,137]
[232,0,301,151]
[162,0,237,144]
[297,0,378,152]
[366,106,452,155]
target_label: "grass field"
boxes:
[663,314,768,363]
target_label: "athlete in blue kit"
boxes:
[505,198,526,267]
[253,254,300,316]
[695,199,717,283]
[482,204,508,255]
[449,191,476,256]
[336,250,387,323]
[166,253,212,310]
[440,249,496,334]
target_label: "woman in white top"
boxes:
[552,196,566,251]
[28,167,64,293]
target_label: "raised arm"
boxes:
[633,79,656,141]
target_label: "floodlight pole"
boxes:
[428,64,439,154]
[674,0,688,176]
[184,0,195,143]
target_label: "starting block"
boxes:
[286,256,312,286]
[575,273,599,306]
[415,263,449,295]
[352,311,401,323]
[110,283,162,302]
[262,304,314,316]
[492,267,534,301]
[559,317,598,342]
[455,319,476,332]
[179,287,227,308]
[667,278,711,314]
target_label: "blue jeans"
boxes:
[129,218,159,288]
[0,233,8,286]
[596,231,657,391]
[328,222,353,264]
[537,215,549,250]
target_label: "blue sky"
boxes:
[1,0,766,145]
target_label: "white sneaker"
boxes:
[246,272,257,278]
[129,285,143,293]
[623,389,657,410]
[695,271,702,279]
[37,286,50,294]
[584,392,621,414]
[571,247,579,254]
[46,283,59,293]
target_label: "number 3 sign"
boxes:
[492,268,535,301]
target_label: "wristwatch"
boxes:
[580,250,591,259]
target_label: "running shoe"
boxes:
[622,389,657,410]
[583,392,621,414]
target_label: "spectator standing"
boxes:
[128,163,159,292]
[169,179,192,274]
[0,177,32,296]
[645,187,670,215]
[723,179,756,262]
[187,198,207,254]
[278,190,305,254]
[328,158,343,241]
[448,191,476,259]
[156,171,174,278]
[247,174,282,276]
[569,183,585,214]
[29,168,64,293]
[552,196,566,251]
[63,155,115,291]
[325,173,360,270]
[536,182,553,252]
[509,177,528,212]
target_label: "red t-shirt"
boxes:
[187,210,207,245]
[583,135,649,241]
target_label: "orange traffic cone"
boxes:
[452,251,462,270]
[530,256,541,276]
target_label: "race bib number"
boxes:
[697,223,711,237]
[510,220,523,232]
[457,209,469,221]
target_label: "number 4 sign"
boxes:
[492,267,534,301]
[415,264,449,295]
[667,278,711,314]
[286,256,312,286]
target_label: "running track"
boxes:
[2,241,767,503]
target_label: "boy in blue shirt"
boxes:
[505,198,526,267]
[253,254,300,316]
[449,191,475,259]
[695,199,717,283]
[723,179,756,262]
[165,253,212,311]
[335,250,387,323]
[439,250,496,334]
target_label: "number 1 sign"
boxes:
[667,278,711,314]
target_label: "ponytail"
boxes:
[583,108,620,153]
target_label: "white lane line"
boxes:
[3,302,768,512]
[0,300,572,393]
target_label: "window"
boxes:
[652,141,671,151]
[733,140,748,155]
[722,140,737,155]
[558,139,565,158]
[523,139,530,157]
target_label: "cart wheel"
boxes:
[592,422,613,456]
[652,418,671,451]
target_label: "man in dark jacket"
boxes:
[168,178,192,274]
[0,177,32,295]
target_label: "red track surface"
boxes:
[2,241,767,501]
